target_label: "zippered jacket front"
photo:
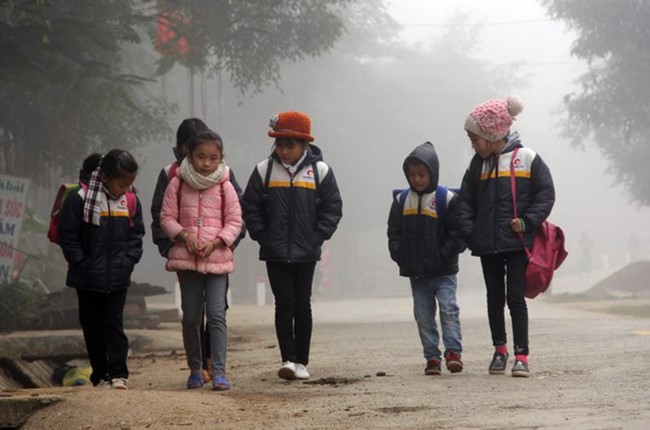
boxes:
[457,132,555,255]
[160,166,242,274]
[242,144,342,262]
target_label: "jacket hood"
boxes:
[403,141,439,194]
[502,131,523,153]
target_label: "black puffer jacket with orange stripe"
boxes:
[242,144,342,262]
[387,142,466,278]
[457,132,555,256]
[58,188,144,292]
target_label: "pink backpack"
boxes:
[522,220,568,298]
[510,148,568,299]
[48,182,137,245]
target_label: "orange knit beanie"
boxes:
[268,111,314,142]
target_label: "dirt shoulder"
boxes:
[5,295,650,429]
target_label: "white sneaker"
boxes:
[111,377,129,390]
[277,361,297,380]
[294,364,310,380]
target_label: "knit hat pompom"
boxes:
[464,95,525,142]
[507,95,525,118]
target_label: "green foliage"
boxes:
[0,0,172,185]
[153,0,354,94]
[0,278,40,332]
[543,0,650,206]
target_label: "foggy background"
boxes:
[21,0,650,304]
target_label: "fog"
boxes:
[127,0,650,303]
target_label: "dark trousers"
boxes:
[76,288,129,385]
[266,261,316,366]
[480,251,529,356]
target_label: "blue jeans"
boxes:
[410,275,462,361]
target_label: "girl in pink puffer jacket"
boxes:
[161,129,242,392]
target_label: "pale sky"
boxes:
[387,0,576,64]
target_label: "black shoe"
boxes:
[488,352,508,375]
[511,359,530,378]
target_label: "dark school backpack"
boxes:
[47,182,137,245]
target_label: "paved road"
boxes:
[14,293,650,429]
[232,294,650,429]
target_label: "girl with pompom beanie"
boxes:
[457,96,556,377]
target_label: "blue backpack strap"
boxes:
[435,185,449,220]
[392,189,409,211]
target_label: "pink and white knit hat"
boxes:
[464,95,525,142]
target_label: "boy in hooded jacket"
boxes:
[387,141,466,375]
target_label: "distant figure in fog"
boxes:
[387,141,466,376]
[160,130,242,391]
[457,96,555,377]
[58,150,144,390]
[242,111,342,381]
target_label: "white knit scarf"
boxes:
[179,158,226,190]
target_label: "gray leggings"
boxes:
[178,271,228,377]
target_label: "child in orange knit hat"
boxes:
[242,111,342,381]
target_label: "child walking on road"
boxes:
[457,96,555,377]
[58,149,144,390]
[151,118,245,383]
[161,129,242,391]
[242,111,342,381]
[387,141,466,375]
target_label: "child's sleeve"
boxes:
[228,168,247,244]
[313,166,343,245]
[386,195,402,263]
[57,192,86,266]
[151,168,174,257]
[160,176,184,240]
[241,165,268,242]
[217,182,243,246]
[521,154,555,232]
[456,158,480,242]
[126,196,145,265]
[439,195,467,260]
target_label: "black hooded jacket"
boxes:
[58,182,145,293]
[242,144,342,262]
[387,141,465,278]
[456,132,555,255]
